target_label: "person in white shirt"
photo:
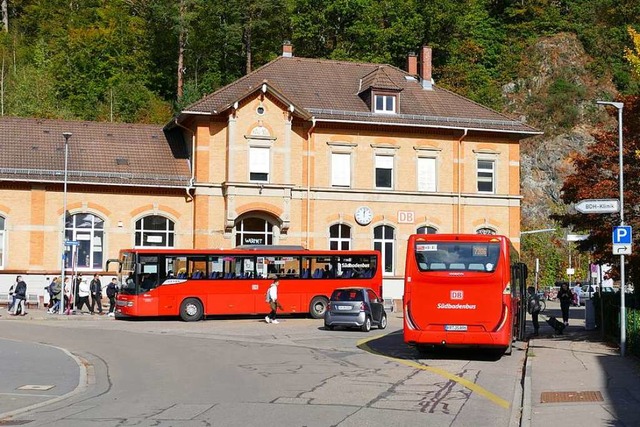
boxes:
[76,279,93,314]
[265,278,282,324]
[573,283,582,306]
[602,273,614,288]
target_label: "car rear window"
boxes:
[331,290,364,301]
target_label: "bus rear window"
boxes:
[414,242,500,272]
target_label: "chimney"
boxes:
[419,45,433,90]
[282,41,293,58]
[406,52,418,76]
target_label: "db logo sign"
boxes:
[450,290,463,300]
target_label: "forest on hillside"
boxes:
[1,0,639,124]
[3,0,640,287]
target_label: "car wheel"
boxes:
[309,296,329,319]
[378,313,387,329]
[180,298,203,322]
[325,324,334,330]
[361,315,371,332]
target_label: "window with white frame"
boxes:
[0,216,4,269]
[329,224,351,250]
[375,155,393,189]
[249,146,270,182]
[477,159,495,193]
[235,217,275,246]
[417,225,437,234]
[417,157,437,191]
[374,224,395,274]
[331,153,351,187]
[374,94,396,114]
[64,213,104,270]
[135,215,175,247]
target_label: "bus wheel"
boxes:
[180,298,203,322]
[309,296,328,319]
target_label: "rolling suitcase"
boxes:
[542,314,565,334]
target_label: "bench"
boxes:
[26,293,40,309]
[0,292,10,309]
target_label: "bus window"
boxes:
[414,242,500,272]
[262,256,300,278]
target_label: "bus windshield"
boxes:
[414,241,501,272]
[119,251,137,295]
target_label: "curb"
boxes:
[0,342,90,421]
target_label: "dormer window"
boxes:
[358,66,402,114]
[374,94,396,114]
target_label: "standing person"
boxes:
[63,277,72,314]
[264,278,282,324]
[90,274,104,314]
[557,282,574,326]
[10,276,28,316]
[106,278,118,317]
[7,279,16,312]
[602,273,614,288]
[76,279,93,314]
[572,282,582,306]
[527,286,541,336]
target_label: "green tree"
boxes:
[553,95,640,283]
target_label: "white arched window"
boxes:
[329,224,351,250]
[135,215,175,248]
[235,217,275,246]
[417,225,438,234]
[374,224,395,275]
[477,227,497,235]
[64,213,104,270]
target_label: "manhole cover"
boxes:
[540,391,604,403]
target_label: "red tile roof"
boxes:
[183,56,540,136]
[0,117,191,188]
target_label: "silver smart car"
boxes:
[324,287,387,332]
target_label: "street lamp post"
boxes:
[596,100,625,357]
[60,132,72,315]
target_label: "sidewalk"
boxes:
[524,301,640,427]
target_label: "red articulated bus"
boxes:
[106,246,381,321]
[403,234,527,355]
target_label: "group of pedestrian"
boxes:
[41,273,117,316]
[527,282,576,337]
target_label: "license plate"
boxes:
[337,305,351,310]
[445,325,468,331]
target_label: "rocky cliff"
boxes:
[503,33,618,225]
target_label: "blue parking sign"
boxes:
[613,226,632,244]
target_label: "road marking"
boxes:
[357,335,511,409]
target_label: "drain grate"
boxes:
[540,390,604,403]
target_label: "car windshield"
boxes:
[414,242,500,272]
[331,290,364,301]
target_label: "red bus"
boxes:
[106,246,381,321]
[403,234,526,355]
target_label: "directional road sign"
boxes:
[575,199,620,214]
[613,226,632,255]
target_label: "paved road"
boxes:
[0,311,526,426]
